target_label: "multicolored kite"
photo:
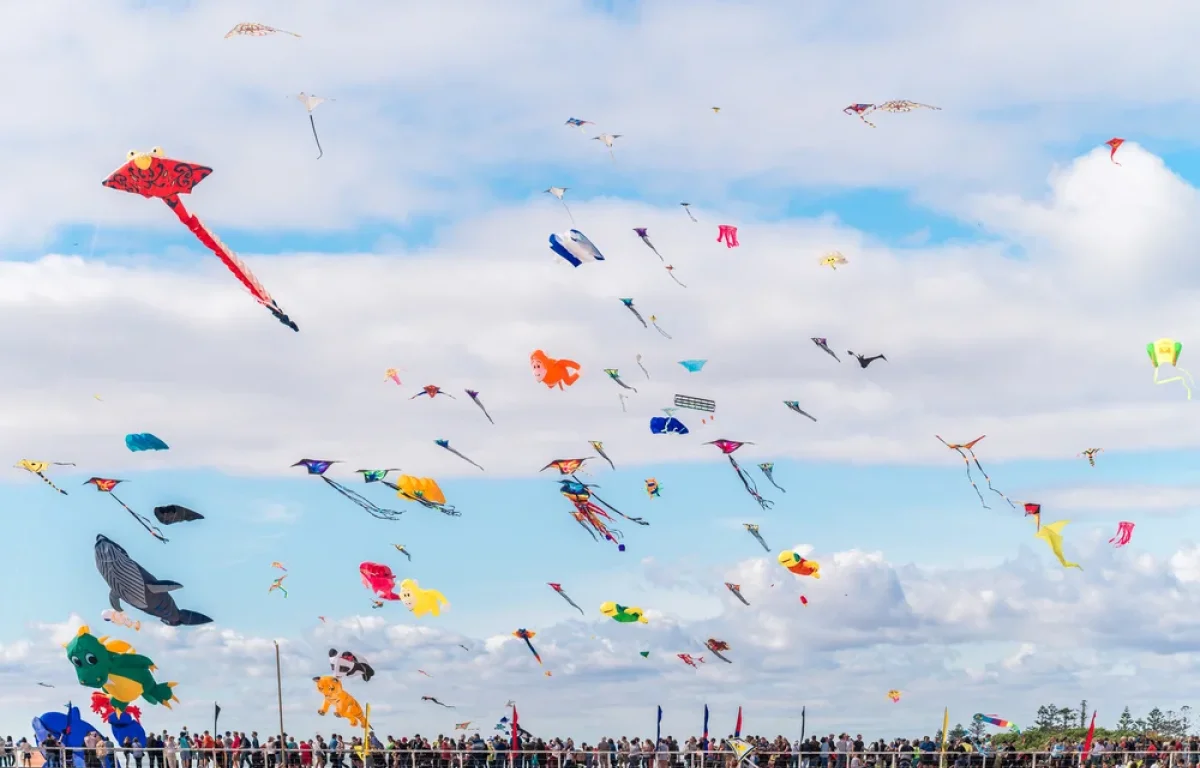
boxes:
[547,583,584,615]
[16,459,74,495]
[512,629,543,666]
[1078,448,1102,467]
[464,389,495,424]
[743,523,769,552]
[758,463,786,493]
[84,478,167,542]
[589,441,615,470]
[1148,338,1193,399]
[707,440,772,509]
[935,435,1015,510]
[292,460,404,520]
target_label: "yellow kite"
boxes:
[1035,520,1081,570]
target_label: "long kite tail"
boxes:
[163,196,299,332]
[35,471,68,495]
[474,401,495,425]
[967,451,1016,509]
[322,476,405,520]
[560,199,575,225]
[936,436,989,509]
[309,114,323,160]
[729,456,773,510]
[562,594,585,615]
[110,493,168,542]
[587,487,649,526]
[448,448,485,472]
[764,475,787,493]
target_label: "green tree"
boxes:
[1181,706,1193,736]
[968,721,988,741]
[1056,707,1076,729]
[1034,706,1057,730]
[1135,718,1147,733]
[1147,707,1167,733]
[1080,700,1089,729]
[950,724,967,740]
[1117,708,1134,732]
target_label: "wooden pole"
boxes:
[275,641,285,766]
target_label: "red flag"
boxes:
[734,706,743,738]
[512,705,519,751]
[1082,711,1096,761]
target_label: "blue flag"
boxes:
[656,706,663,744]
[702,704,710,751]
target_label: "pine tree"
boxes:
[1117,707,1134,732]
[950,724,967,740]
[1079,700,1088,729]
[1147,707,1167,734]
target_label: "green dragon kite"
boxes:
[65,625,178,712]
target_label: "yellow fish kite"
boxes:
[1035,520,1081,570]
[819,252,848,270]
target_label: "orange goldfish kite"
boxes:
[531,350,581,389]
[778,550,821,578]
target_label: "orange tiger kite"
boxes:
[531,350,581,389]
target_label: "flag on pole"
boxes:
[939,707,949,768]
[702,705,710,751]
[1082,711,1097,762]
[512,705,520,751]
[214,703,221,735]
[656,706,663,744]
[734,706,743,738]
[800,706,807,744]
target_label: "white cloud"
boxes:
[1039,486,1200,515]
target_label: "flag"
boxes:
[939,707,949,768]
[512,705,520,751]
[656,706,662,744]
[734,706,743,738]
[730,738,755,766]
[800,706,806,744]
[1082,711,1097,762]
[702,705,710,751]
[214,702,221,734]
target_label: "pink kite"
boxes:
[359,562,400,600]
[1105,138,1124,165]
[717,225,739,249]
[843,103,876,128]
[1109,521,1134,547]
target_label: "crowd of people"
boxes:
[14,729,1200,768]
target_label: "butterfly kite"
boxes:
[15,459,74,495]
[708,440,773,509]
[83,478,167,543]
[1109,521,1134,548]
[292,460,403,520]
[547,583,584,615]
[103,149,298,331]
[935,435,1015,510]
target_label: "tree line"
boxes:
[1029,701,1193,738]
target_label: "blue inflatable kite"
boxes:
[125,433,169,452]
[549,230,605,267]
[649,416,690,435]
[678,360,707,373]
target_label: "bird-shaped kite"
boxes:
[1109,521,1134,548]
[225,22,301,38]
[16,459,75,495]
[783,401,817,422]
[411,385,454,400]
[620,298,648,328]
[633,228,663,261]
[1105,138,1124,165]
[102,148,298,331]
[1078,448,1103,467]
[811,338,841,362]
[593,133,621,161]
[544,187,574,224]
[743,523,770,552]
[295,93,332,160]
[547,583,584,615]
[819,252,848,270]
[269,575,288,598]
[681,203,697,222]
[565,118,593,130]
[705,639,733,663]
[292,460,403,520]
[541,458,590,475]
[1035,520,1081,569]
[83,478,167,543]
[707,440,773,509]
[848,351,887,368]
[725,582,750,606]
[589,441,615,470]
[935,436,1015,510]
[512,629,543,666]
[758,463,786,493]
[434,440,484,471]
[464,389,495,425]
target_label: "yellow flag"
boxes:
[939,707,949,768]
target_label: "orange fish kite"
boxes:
[778,550,821,578]
[531,350,581,389]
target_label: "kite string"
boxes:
[109,492,167,542]
[966,449,1016,509]
[321,476,404,520]
[728,456,773,510]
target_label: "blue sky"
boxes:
[8,0,1200,744]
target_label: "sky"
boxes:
[6,0,1200,746]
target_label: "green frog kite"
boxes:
[64,625,177,712]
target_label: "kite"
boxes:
[717,225,739,248]
[705,639,732,663]
[633,228,663,261]
[973,714,1018,733]
[512,629,543,666]
[102,148,298,331]
[675,395,715,412]
[125,433,168,452]
[272,562,287,572]
[455,722,473,731]
[93,535,212,625]
[593,133,621,161]
[15,459,74,495]
[292,460,404,520]
[706,440,773,509]
[677,654,704,669]
[758,463,786,493]
[1109,521,1135,548]
[600,602,648,623]
[730,740,756,768]
[359,562,400,601]
[887,690,901,703]
[84,479,167,542]
[384,369,402,386]
[400,578,450,617]
[1148,338,1193,399]
[548,583,585,615]
[464,389,495,424]
[314,676,366,727]
[557,479,628,550]
[935,436,1015,510]
[799,595,808,605]
[100,609,141,632]
[532,350,581,389]
[36,682,54,688]
[1024,502,1041,531]
[65,626,177,714]
[848,351,887,368]
[812,338,841,362]
[649,315,672,339]
[650,416,689,435]
[390,475,460,516]
[1078,448,1103,467]
[411,385,454,399]
[544,187,575,223]
[619,393,629,411]
[605,368,638,392]
[589,441,615,470]
[562,476,647,527]
[329,649,375,681]
[393,544,411,561]
[664,264,687,287]
[639,652,649,658]
[679,359,707,372]
[744,523,770,552]
[645,478,660,498]
[779,550,821,578]
[550,229,606,267]
[1105,138,1124,164]
[1035,520,1081,570]
[636,354,650,379]
[268,575,288,598]
[370,600,384,609]
[421,696,455,708]
[725,582,749,606]
[355,468,399,484]
[152,505,203,525]
[620,298,648,328]
[712,107,721,113]
[843,103,877,127]
[435,440,484,471]
[541,458,590,475]
[783,401,817,422]
[225,22,300,38]
[819,252,848,270]
[565,118,592,130]
[295,93,331,160]
[874,100,941,115]
[681,202,698,222]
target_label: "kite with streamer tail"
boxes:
[758,463,786,493]
[435,440,484,471]
[743,523,770,552]
[1148,338,1194,399]
[422,696,454,708]
[633,228,663,260]
[783,401,817,421]
[355,468,399,484]
[605,368,638,392]
[1078,448,1102,467]
[705,639,733,663]
[664,264,687,287]
[1035,520,1081,569]
[292,460,404,520]
[269,575,288,598]
[103,148,298,331]
[544,187,574,223]
[464,390,495,424]
[636,354,650,379]
[812,338,841,362]
[935,436,1015,510]
[725,582,749,606]
[589,441,615,470]
[717,225,739,248]
[843,103,878,127]
[1105,138,1124,164]
[557,479,627,551]
[1109,521,1134,547]
[388,475,460,516]
[512,629,543,666]
[295,93,332,160]
[84,479,167,542]
[592,133,621,161]
[225,22,300,38]
[649,315,672,339]
[547,583,584,615]
[565,118,592,130]
[706,440,773,509]
[620,299,648,328]
[680,202,697,222]
[973,714,1020,734]
[16,459,74,494]
[392,544,411,561]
